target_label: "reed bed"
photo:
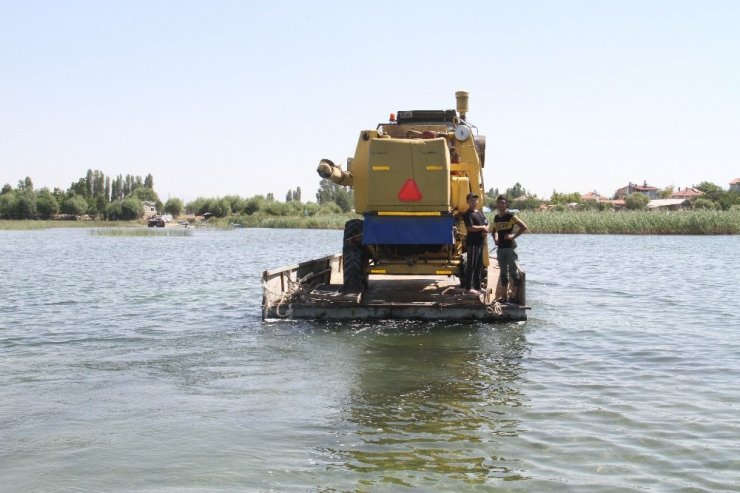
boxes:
[517,210,740,235]
[0,220,141,230]
[90,227,193,237]
[219,214,359,230]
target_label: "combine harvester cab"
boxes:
[262,92,528,322]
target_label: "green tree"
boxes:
[105,200,124,220]
[120,196,143,220]
[61,194,88,216]
[224,195,247,214]
[550,191,581,204]
[692,197,716,210]
[111,175,123,200]
[505,182,527,200]
[69,178,88,198]
[144,174,154,189]
[694,182,734,210]
[133,186,159,203]
[625,192,649,210]
[164,198,184,217]
[191,198,207,215]
[316,179,353,212]
[16,177,34,192]
[695,181,724,202]
[263,200,291,216]
[511,196,542,210]
[1,183,12,195]
[243,196,265,215]
[0,191,17,218]
[316,202,343,214]
[85,169,94,198]
[36,189,60,219]
[659,185,674,199]
[209,198,231,217]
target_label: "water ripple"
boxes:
[1,230,739,491]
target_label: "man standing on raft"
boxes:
[492,195,528,303]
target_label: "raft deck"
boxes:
[262,254,528,322]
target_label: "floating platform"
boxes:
[262,254,528,322]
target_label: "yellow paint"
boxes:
[377,211,441,216]
[366,137,451,212]
[369,269,386,274]
[436,270,453,275]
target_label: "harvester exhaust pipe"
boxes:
[455,90,469,120]
[317,158,353,186]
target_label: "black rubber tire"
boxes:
[343,218,363,242]
[342,219,365,292]
[343,243,364,292]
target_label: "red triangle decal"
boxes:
[398,178,422,202]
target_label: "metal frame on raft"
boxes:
[261,254,528,322]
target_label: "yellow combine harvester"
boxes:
[262,92,527,322]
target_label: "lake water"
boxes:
[1,228,739,492]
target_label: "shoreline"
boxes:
[2,209,739,235]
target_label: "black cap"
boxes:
[466,192,479,201]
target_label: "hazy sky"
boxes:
[1,1,738,202]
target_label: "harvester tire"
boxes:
[343,219,363,243]
[342,219,366,292]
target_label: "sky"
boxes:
[1,0,738,203]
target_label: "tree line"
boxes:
[5,172,734,221]
[0,174,354,221]
[183,180,354,218]
[0,171,161,220]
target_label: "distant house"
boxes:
[730,178,740,193]
[581,191,610,202]
[614,181,660,200]
[648,199,690,211]
[670,187,703,199]
[142,201,157,218]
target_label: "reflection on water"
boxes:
[332,323,529,486]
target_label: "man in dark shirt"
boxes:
[462,192,489,296]
[492,195,528,303]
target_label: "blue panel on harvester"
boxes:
[362,215,454,245]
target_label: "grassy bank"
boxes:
[517,210,740,234]
[222,210,739,235]
[211,213,360,230]
[0,219,142,230]
[3,210,738,234]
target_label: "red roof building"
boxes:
[581,191,610,202]
[670,187,704,199]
